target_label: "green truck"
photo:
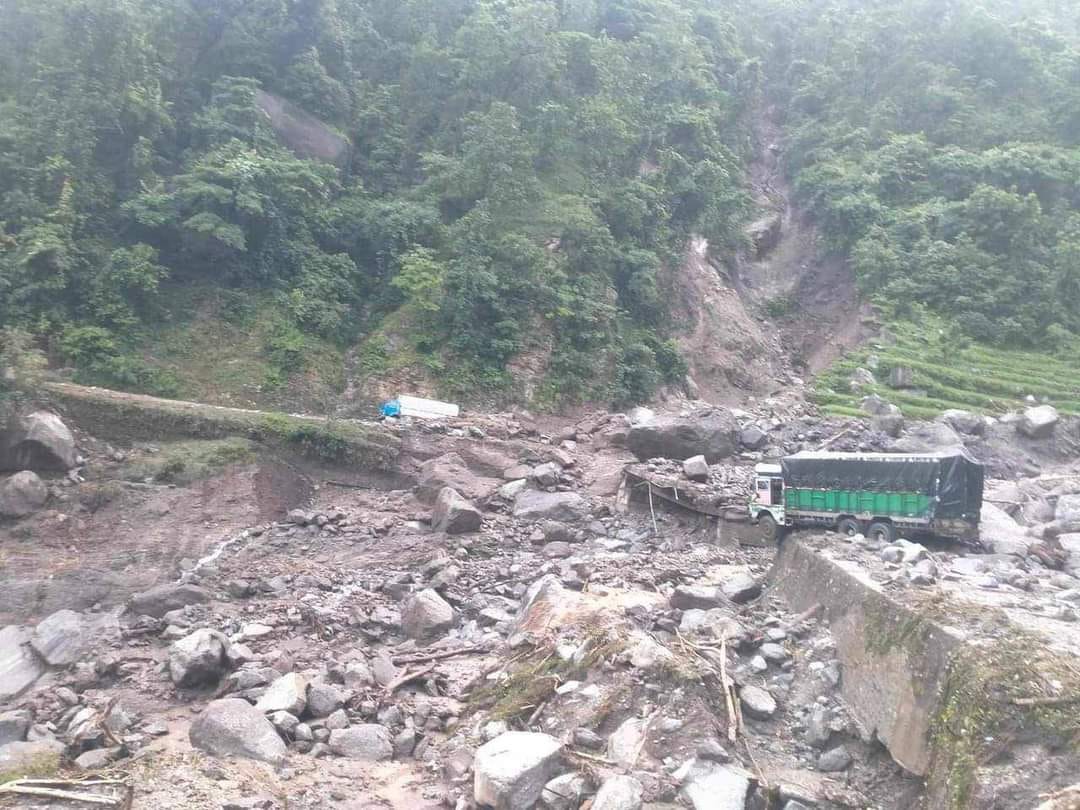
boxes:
[749,450,984,544]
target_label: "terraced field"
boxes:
[812,318,1080,420]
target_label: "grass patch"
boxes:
[813,312,1080,419]
[121,438,258,485]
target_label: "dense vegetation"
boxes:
[0,0,755,406]
[763,0,1080,346]
[2,0,1078,411]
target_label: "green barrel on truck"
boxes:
[749,450,984,544]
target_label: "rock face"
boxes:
[512,490,589,523]
[1017,405,1059,439]
[0,411,78,472]
[0,709,31,746]
[474,731,563,809]
[328,724,393,760]
[401,589,455,640]
[255,673,308,715]
[253,89,350,165]
[431,487,483,535]
[591,774,643,810]
[888,366,915,388]
[626,408,738,463]
[189,698,286,765]
[0,471,47,517]
[129,583,212,618]
[30,609,120,667]
[0,626,45,702]
[168,629,228,687]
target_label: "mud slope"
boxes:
[672,105,875,405]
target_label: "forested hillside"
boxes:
[2,0,1079,412]
[0,0,754,408]
[760,0,1080,346]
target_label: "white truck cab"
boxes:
[749,462,785,541]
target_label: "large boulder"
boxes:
[860,394,900,417]
[893,421,963,453]
[255,673,308,715]
[0,626,45,702]
[431,487,483,535]
[189,698,286,765]
[307,681,346,718]
[0,411,78,472]
[253,89,350,165]
[980,502,1032,557]
[402,589,455,640]
[1017,405,1059,439]
[31,609,120,667]
[328,724,393,760]
[888,365,915,389]
[0,710,31,747]
[474,731,563,809]
[626,408,738,463]
[683,456,710,483]
[512,490,589,523]
[168,629,229,687]
[129,583,212,618]
[0,471,47,518]
[417,453,498,504]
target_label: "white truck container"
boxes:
[383,395,460,420]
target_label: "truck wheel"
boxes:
[836,517,861,537]
[758,513,782,544]
[867,521,896,544]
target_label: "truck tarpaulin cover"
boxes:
[781,450,984,519]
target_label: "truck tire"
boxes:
[758,513,783,544]
[867,521,896,544]
[836,517,861,537]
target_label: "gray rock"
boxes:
[1017,405,1059,439]
[189,699,286,765]
[759,642,788,663]
[671,585,722,610]
[682,455,710,482]
[269,711,300,736]
[872,413,905,438]
[627,407,738,463]
[940,409,985,436]
[168,628,228,687]
[130,583,212,618]
[474,731,563,809]
[325,709,349,731]
[739,685,777,720]
[0,709,32,746]
[402,588,455,640]
[676,759,751,810]
[860,394,900,417]
[0,411,78,472]
[849,367,876,389]
[1057,495,1080,533]
[591,774,643,810]
[739,426,769,450]
[253,89,350,165]
[572,727,604,750]
[0,627,44,702]
[255,673,308,716]
[0,739,65,777]
[532,462,562,488]
[805,705,831,748]
[393,726,417,758]
[894,421,963,452]
[344,660,374,689]
[75,746,123,770]
[499,479,528,500]
[541,773,591,810]
[0,471,47,517]
[721,573,761,604]
[817,745,852,772]
[431,487,483,535]
[31,609,119,667]
[306,681,346,718]
[329,724,393,760]
[607,717,647,769]
[513,490,589,523]
[417,452,497,504]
